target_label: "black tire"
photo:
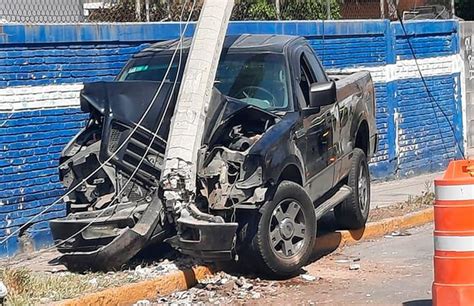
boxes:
[246,181,316,277]
[334,148,370,230]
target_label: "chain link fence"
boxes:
[340,0,454,20]
[0,0,86,23]
[0,0,457,24]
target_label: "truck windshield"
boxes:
[118,52,290,111]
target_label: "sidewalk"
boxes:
[371,172,443,209]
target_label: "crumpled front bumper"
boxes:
[49,196,169,271]
[165,205,238,260]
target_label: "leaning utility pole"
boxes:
[161,0,235,213]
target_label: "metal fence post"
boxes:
[275,0,281,20]
[326,0,331,20]
[381,0,385,19]
[135,0,141,21]
[145,0,150,22]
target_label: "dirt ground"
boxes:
[0,245,200,305]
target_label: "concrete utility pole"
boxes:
[161,0,235,212]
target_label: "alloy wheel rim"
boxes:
[358,162,368,212]
[269,199,307,258]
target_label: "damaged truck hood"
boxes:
[80,81,278,176]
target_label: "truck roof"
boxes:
[134,34,301,57]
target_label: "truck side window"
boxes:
[299,54,316,108]
[304,48,328,83]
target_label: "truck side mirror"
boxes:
[309,81,337,109]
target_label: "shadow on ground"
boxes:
[403,299,432,306]
[310,211,365,262]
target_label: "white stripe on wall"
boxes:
[327,54,463,84]
[0,55,463,112]
[0,83,83,112]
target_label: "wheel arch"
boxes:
[354,119,370,157]
[277,163,304,186]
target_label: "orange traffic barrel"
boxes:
[433,160,474,306]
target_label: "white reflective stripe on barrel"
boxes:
[435,184,474,201]
[434,236,474,252]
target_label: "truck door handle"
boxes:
[295,129,306,139]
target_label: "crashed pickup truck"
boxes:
[50,34,377,276]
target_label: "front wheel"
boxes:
[247,181,316,277]
[334,148,370,229]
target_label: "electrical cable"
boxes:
[0,2,194,246]
[396,9,465,160]
[98,0,193,234]
[1,0,196,264]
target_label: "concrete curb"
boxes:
[60,266,214,306]
[60,207,433,306]
[315,207,434,252]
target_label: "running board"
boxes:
[314,185,352,219]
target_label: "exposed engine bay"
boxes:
[49,81,277,270]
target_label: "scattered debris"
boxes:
[130,257,199,279]
[301,274,318,282]
[335,256,361,271]
[134,300,151,306]
[349,263,361,271]
[158,271,279,303]
[0,280,7,301]
[390,230,412,237]
[385,230,412,238]
[88,278,98,287]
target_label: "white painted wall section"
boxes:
[327,54,463,84]
[0,84,83,111]
[0,55,461,113]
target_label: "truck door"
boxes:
[296,50,337,200]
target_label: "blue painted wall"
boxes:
[0,20,463,255]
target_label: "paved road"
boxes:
[260,224,434,306]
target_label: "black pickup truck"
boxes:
[50,34,377,276]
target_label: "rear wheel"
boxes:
[246,181,316,277]
[334,148,370,229]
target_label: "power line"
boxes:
[1,0,196,257]
[396,10,465,161]
[94,0,193,242]
[0,2,194,246]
